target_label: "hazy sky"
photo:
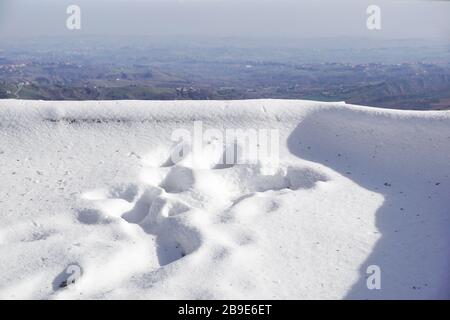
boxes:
[0,0,449,40]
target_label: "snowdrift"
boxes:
[0,99,449,299]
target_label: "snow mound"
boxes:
[0,99,449,299]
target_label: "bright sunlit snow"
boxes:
[0,99,449,299]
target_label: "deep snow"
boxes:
[0,99,449,299]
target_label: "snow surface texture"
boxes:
[0,99,449,300]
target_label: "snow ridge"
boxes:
[0,99,449,299]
